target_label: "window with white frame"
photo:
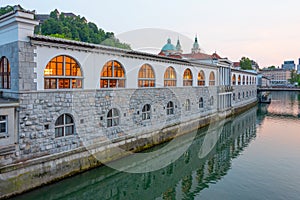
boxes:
[199,97,204,108]
[55,114,74,138]
[167,101,174,115]
[0,115,7,138]
[44,55,83,89]
[142,104,151,120]
[185,99,191,111]
[107,108,120,127]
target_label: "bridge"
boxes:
[258,87,300,92]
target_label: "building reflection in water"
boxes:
[267,91,300,117]
[14,107,258,200]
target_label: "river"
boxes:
[11,91,300,200]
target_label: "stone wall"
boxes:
[0,41,36,99]
[7,86,218,164]
[232,85,257,108]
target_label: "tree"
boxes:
[36,9,131,50]
[0,5,13,16]
[240,57,253,70]
[268,66,276,70]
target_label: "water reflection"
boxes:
[14,107,258,200]
[267,91,300,118]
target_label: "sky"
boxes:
[2,0,300,68]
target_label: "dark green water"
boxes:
[11,91,300,200]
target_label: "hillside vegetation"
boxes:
[0,6,131,50]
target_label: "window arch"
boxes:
[183,68,193,86]
[107,108,120,127]
[209,96,214,106]
[142,104,151,120]
[238,75,241,85]
[0,57,10,89]
[199,97,204,108]
[185,99,191,111]
[55,114,74,138]
[164,66,177,87]
[138,64,155,87]
[166,101,174,115]
[198,70,205,86]
[232,74,236,85]
[209,72,215,86]
[100,60,125,88]
[44,55,83,89]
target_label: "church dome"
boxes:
[161,38,177,52]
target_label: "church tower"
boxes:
[176,38,183,54]
[191,36,201,53]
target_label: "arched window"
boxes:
[164,66,177,87]
[183,68,193,86]
[199,97,204,108]
[185,99,191,111]
[138,64,155,87]
[242,76,245,85]
[44,55,83,89]
[100,60,125,88]
[142,104,151,120]
[55,114,74,138]
[238,92,241,100]
[252,77,254,85]
[238,75,241,85]
[198,70,205,86]
[209,96,214,106]
[246,91,249,97]
[243,92,245,98]
[0,57,10,89]
[232,74,236,85]
[209,72,215,86]
[233,93,236,101]
[166,101,174,115]
[246,76,249,85]
[107,108,120,127]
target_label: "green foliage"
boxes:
[289,70,300,85]
[268,66,276,70]
[36,9,131,50]
[0,5,13,16]
[240,57,253,70]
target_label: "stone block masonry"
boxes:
[8,86,218,164]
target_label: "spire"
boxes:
[192,35,200,53]
[176,38,183,54]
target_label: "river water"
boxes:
[11,91,300,200]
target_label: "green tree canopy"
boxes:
[36,9,131,50]
[240,57,253,70]
[268,66,276,70]
[0,5,13,16]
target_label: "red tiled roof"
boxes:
[233,62,240,68]
[182,52,221,60]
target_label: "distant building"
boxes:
[297,58,300,74]
[257,73,270,87]
[233,62,240,70]
[282,60,295,71]
[260,69,291,86]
